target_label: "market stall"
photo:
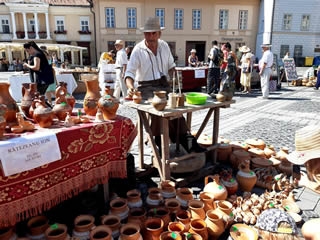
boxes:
[175,67,208,91]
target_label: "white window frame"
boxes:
[174,9,183,30]
[0,15,10,33]
[55,16,65,32]
[127,8,136,29]
[219,9,228,30]
[239,10,248,30]
[155,8,165,28]
[301,15,310,31]
[192,9,201,30]
[80,16,90,32]
[283,14,292,30]
[105,7,115,28]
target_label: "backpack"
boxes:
[213,47,224,66]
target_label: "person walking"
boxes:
[220,42,237,93]
[124,16,204,153]
[239,45,252,93]
[258,43,273,99]
[113,39,128,100]
[207,40,222,97]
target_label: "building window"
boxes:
[1,17,10,33]
[219,9,228,30]
[125,41,136,47]
[294,45,303,57]
[155,8,165,28]
[105,7,115,28]
[192,9,201,30]
[280,45,290,58]
[239,10,248,30]
[127,8,136,29]
[174,9,183,30]
[55,16,65,32]
[283,14,292,30]
[301,15,310,31]
[80,16,90,32]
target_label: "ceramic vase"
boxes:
[203,175,228,201]
[98,94,119,120]
[27,215,49,239]
[188,219,208,240]
[160,231,182,240]
[188,200,206,220]
[236,159,257,192]
[90,225,112,240]
[72,214,95,240]
[101,214,121,239]
[152,91,167,111]
[109,197,129,222]
[142,217,164,240]
[44,223,68,240]
[21,82,37,118]
[119,223,141,240]
[205,210,225,240]
[0,82,19,125]
[82,74,101,116]
[0,104,7,139]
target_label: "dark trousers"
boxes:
[316,72,320,88]
[207,67,221,94]
[37,83,50,95]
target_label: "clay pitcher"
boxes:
[143,217,164,240]
[236,159,257,192]
[205,210,225,240]
[214,200,234,228]
[21,82,37,118]
[82,74,101,116]
[0,82,19,125]
[203,175,228,200]
[0,104,7,139]
[90,225,112,240]
[152,90,167,111]
[44,223,68,240]
[199,191,215,212]
[188,200,206,220]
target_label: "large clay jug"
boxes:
[152,91,167,111]
[82,74,101,116]
[236,159,257,192]
[143,217,164,240]
[205,210,225,240]
[203,175,228,200]
[0,82,19,125]
[21,82,37,118]
[0,104,7,139]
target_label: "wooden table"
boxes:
[125,98,235,181]
[0,116,136,227]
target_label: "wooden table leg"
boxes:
[212,107,220,163]
[160,117,171,180]
[137,111,144,169]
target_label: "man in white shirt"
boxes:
[113,39,128,99]
[259,43,273,99]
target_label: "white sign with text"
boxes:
[0,132,61,176]
[194,69,205,78]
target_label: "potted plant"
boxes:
[78,30,91,34]
[54,30,67,34]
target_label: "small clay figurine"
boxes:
[64,112,75,127]
[94,108,104,122]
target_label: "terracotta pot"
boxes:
[27,215,49,236]
[188,219,208,240]
[182,232,203,240]
[231,150,251,170]
[220,177,238,196]
[109,197,129,222]
[21,82,37,118]
[44,223,68,240]
[203,175,228,200]
[72,214,95,240]
[148,207,171,230]
[146,187,163,208]
[176,188,194,209]
[245,138,266,150]
[205,210,225,240]
[167,221,185,235]
[120,223,141,240]
[199,191,215,212]
[164,198,181,217]
[82,75,101,116]
[101,214,121,239]
[0,82,19,125]
[52,101,72,121]
[175,209,191,232]
[132,90,142,104]
[126,189,143,208]
[0,104,7,139]
[236,159,257,192]
[128,207,147,231]
[90,225,112,240]
[217,142,232,163]
[160,231,182,240]
[160,180,176,199]
[214,200,234,228]
[143,218,164,240]
[98,95,119,120]
[188,200,206,220]
[152,91,167,111]
[33,98,54,128]
[0,227,15,240]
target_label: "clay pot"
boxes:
[164,198,181,217]
[182,232,203,240]
[52,100,72,121]
[160,231,182,240]
[44,223,68,240]
[214,200,234,228]
[132,90,142,104]
[152,91,167,111]
[0,82,19,125]
[160,180,176,199]
[199,191,215,212]
[220,177,238,196]
[21,82,37,118]
[176,188,194,209]
[143,218,164,240]
[90,225,112,240]
[203,175,228,200]
[98,95,119,120]
[126,189,143,208]
[245,138,266,150]
[236,159,257,192]
[148,207,171,231]
[128,207,147,231]
[230,149,251,170]
[205,210,225,240]
[188,199,206,220]
[167,221,185,235]
[188,219,208,240]
[0,227,15,240]
[101,214,121,239]
[175,210,191,232]
[146,187,163,208]
[33,98,54,128]
[0,104,7,139]
[27,215,49,237]
[72,214,95,240]
[217,142,232,163]
[120,223,141,240]
[109,197,129,222]
[82,74,101,116]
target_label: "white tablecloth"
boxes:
[8,73,78,102]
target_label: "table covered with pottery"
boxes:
[0,116,137,227]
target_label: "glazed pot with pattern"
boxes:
[72,214,95,240]
[44,223,68,240]
[27,215,49,239]
[203,175,228,201]
[90,225,112,240]
[98,94,119,120]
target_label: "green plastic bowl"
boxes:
[185,92,208,105]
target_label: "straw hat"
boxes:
[190,49,197,53]
[287,125,320,165]
[140,17,165,32]
[115,39,124,46]
[261,43,272,48]
[239,45,251,53]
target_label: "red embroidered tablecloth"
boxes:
[0,116,136,227]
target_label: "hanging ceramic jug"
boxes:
[98,94,119,120]
[26,215,49,239]
[236,159,257,192]
[203,175,228,200]
[44,223,68,240]
[0,104,7,139]
[21,82,37,118]
[142,217,164,240]
[152,91,167,111]
[0,82,19,126]
[119,223,142,240]
[82,74,101,116]
[90,225,112,240]
[205,210,225,240]
[101,214,121,239]
[72,214,95,240]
